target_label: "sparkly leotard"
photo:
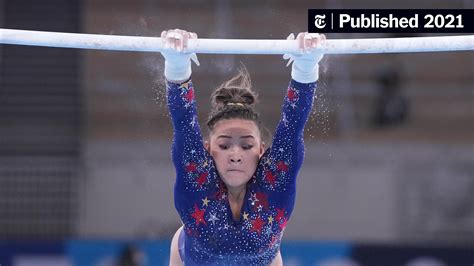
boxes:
[167,78,316,265]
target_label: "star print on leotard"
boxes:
[167,78,317,265]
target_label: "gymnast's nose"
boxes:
[229,150,242,164]
[230,157,242,163]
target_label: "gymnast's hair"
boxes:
[206,66,262,135]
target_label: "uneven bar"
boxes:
[1,28,473,54]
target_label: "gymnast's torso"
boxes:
[167,78,316,265]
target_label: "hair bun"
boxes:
[207,65,261,131]
[211,67,258,109]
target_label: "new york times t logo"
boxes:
[314,14,326,29]
[308,10,330,31]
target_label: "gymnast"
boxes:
[162,29,325,265]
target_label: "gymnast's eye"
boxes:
[242,144,253,150]
[219,144,229,150]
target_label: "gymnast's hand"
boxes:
[284,32,326,83]
[160,29,200,82]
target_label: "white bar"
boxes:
[1,28,473,54]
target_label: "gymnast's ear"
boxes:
[204,140,210,152]
[259,142,265,158]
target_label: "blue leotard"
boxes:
[167,78,316,265]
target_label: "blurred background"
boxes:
[0,0,473,265]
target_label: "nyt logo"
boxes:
[314,14,326,29]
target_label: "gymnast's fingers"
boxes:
[181,32,189,52]
[296,32,305,52]
[162,30,179,50]
[161,30,168,47]
[177,29,188,52]
[304,33,315,52]
[172,31,183,52]
[312,33,325,49]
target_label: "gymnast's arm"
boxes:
[162,29,207,190]
[260,33,325,192]
[166,79,206,179]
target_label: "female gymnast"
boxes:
[162,29,325,265]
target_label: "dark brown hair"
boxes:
[206,66,262,135]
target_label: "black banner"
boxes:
[308,9,474,33]
[351,244,474,266]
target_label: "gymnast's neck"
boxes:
[227,185,246,221]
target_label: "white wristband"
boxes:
[291,64,319,84]
[165,60,192,82]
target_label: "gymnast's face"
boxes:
[206,119,264,190]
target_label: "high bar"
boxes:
[1,28,473,54]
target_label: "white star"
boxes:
[248,193,259,206]
[190,149,196,155]
[264,157,272,165]
[257,205,263,212]
[208,212,219,225]
[282,114,288,127]
[265,226,272,236]
[190,117,196,127]
[278,148,284,153]
[290,102,297,109]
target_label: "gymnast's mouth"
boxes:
[228,169,243,172]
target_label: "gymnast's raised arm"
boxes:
[258,33,326,194]
[161,29,211,191]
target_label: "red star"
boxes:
[255,192,269,210]
[265,170,276,186]
[279,217,288,230]
[197,172,208,187]
[250,216,265,235]
[185,162,197,173]
[190,204,207,226]
[268,235,279,247]
[287,88,298,102]
[184,88,194,102]
[185,227,199,237]
[276,161,289,172]
[213,181,227,201]
[276,208,286,222]
[186,227,192,235]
